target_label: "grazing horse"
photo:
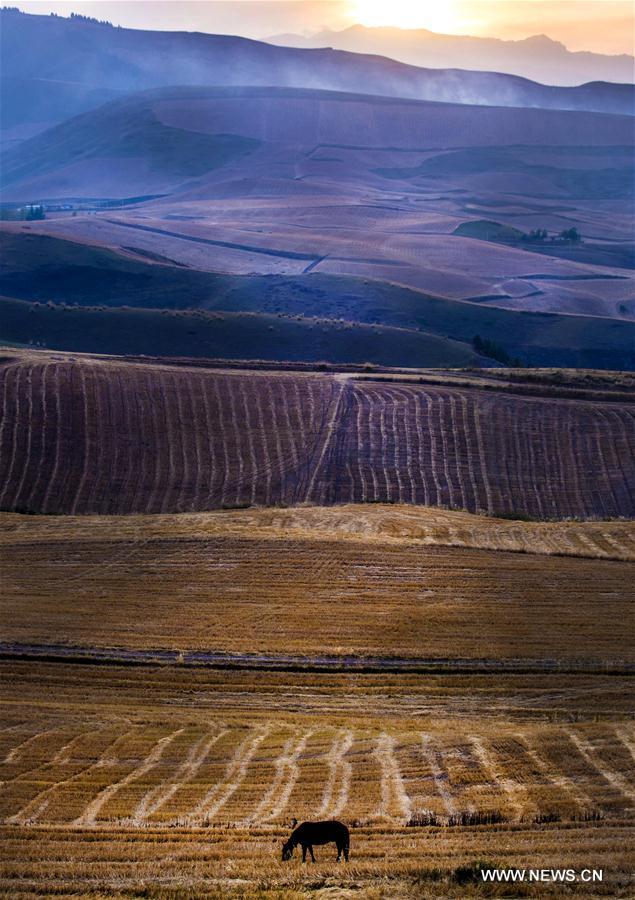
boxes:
[281,820,350,863]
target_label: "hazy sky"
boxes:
[11,1,635,54]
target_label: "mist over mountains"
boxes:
[271,25,635,88]
[1,7,633,370]
[1,7,633,147]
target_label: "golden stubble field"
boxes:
[1,505,634,896]
[1,505,634,662]
[0,662,634,897]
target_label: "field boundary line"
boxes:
[470,736,536,823]
[1,643,632,675]
[515,731,593,814]
[614,726,635,764]
[305,381,346,504]
[6,729,135,825]
[374,733,412,824]
[3,729,60,764]
[244,729,313,825]
[420,733,457,817]
[254,729,314,823]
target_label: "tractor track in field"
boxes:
[0,643,632,675]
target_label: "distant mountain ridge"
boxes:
[270,24,635,87]
[1,7,633,145]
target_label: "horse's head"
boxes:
[281,839,294,861]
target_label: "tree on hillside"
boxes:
[473,335,523,368]
[25,205,45,221]
[521,229,548,243]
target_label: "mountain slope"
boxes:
[1,7,633,143]
[0,93,260,196]
[0,295,483,368]
[3,85,633,200]
[2,85,632,325]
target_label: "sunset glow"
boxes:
[352,0,461,34]
[9,3,635,54]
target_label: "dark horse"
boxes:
[281,820,349,863]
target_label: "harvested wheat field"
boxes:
[1,505,634,663]
[1,348,634,518]
[0,662,633,897]
[1,350,634,895]
[1,505,633,894]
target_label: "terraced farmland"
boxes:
[1,349,633,519]
[0,663,633,897]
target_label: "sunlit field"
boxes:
[2,501,633,895]
[1,1,634,894]
[1,662,633,897]
[1,506,634,664]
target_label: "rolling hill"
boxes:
[2,232,635,369]
[2,85,633,327]
[1,349,633,519]
[2,503,634,660]
[0,296,482,369]
[1,7,633,147]
[3,85,633,201]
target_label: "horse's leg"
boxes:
[309,845,316,863]
[344,845,349,862]
[302,844,307,863]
